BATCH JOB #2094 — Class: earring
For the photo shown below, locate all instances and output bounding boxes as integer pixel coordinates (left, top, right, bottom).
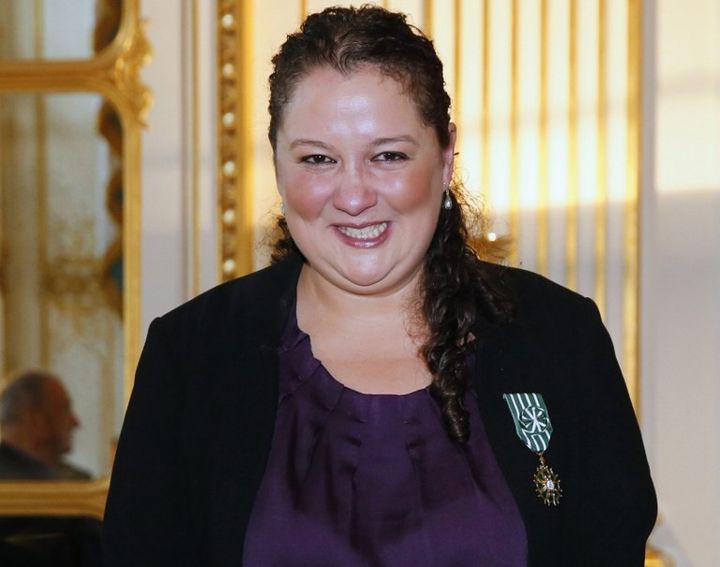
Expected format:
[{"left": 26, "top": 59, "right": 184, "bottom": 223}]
[
  {"left": 280, "top": 201, "right": 286, "bottom": 215},
  {"left": 442, "top": 187, "right": 452, "bottom": 210}
]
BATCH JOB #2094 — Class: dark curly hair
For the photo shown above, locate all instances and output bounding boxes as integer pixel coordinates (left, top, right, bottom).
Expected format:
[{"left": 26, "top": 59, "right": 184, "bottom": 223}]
[{"left": 267, "top": 5, "right": 512, "bottom": 442}]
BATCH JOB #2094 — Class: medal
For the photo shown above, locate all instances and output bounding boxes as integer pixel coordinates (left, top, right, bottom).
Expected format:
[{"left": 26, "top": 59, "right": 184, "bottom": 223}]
[
  {"left": 533, "top": 452, "right": 562, "bottom": 506},
  {"left": 503, "top": 393, "right": 563, "bottom": 506}
]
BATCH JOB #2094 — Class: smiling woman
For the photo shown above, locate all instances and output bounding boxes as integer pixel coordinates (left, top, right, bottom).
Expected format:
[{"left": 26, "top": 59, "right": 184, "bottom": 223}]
[
  {"left": 104, "top": 5, "right": 656, "bottom": 566},
  {"left": 275, "top": 66, "right": 455, "bottom": 298}
]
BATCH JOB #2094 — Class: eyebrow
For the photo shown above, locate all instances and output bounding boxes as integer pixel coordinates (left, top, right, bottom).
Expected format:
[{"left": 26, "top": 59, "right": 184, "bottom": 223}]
[
  {"left": 288, "top": 139, "right": 332, "bottom": 151},
  {"left": 371, "top": 135, "right": 419, "bottom": 147},
  {"left": 288, "top": 135, "right": 419, "bottom": 151}
]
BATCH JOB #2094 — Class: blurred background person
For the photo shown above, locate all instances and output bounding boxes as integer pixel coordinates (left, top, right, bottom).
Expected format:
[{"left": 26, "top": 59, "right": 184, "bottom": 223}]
[{"left": 0, "top": 369, "right": 89, "bottom": 480}]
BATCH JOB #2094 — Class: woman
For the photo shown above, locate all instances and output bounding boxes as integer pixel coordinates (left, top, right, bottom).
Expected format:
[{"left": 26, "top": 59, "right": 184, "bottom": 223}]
[{"left": 104, "top": 6, "right": 656, "bottom": 566}]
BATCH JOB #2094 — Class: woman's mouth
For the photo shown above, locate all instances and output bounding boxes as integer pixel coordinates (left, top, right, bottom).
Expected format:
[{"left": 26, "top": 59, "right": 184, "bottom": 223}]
[
  {"left": 335, "top": 222, "right": 389, "bottom": 247},
  {"left": 337, "top": 222, "right": 388, "bottom": 239}
]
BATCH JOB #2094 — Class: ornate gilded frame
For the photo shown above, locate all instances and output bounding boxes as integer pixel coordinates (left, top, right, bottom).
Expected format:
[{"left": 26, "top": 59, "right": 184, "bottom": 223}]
[{"left": 0, "top": 0, "right": 151, "bottom": 520}]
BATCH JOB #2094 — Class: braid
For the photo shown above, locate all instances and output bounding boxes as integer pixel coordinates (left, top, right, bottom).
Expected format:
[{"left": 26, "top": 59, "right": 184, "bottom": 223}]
[
  {"left": 421, "top": 188, "right": 513, "bottom": 442},
  {"left": 269, "top": 216, "right": 302, "bottom": 264}
]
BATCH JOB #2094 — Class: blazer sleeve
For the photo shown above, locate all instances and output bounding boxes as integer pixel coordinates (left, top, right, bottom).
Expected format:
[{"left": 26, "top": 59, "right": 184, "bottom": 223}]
[
  {"left": 103, "top": 316, "right": 193, "bottom": 567},
  {"left": 567, "top": 297, "right": 657, "bottom": 565}
]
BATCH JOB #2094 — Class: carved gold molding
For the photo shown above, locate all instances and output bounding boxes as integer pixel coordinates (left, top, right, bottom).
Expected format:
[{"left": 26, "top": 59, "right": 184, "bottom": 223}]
[
  {"left": 0, "top": 0, "right": 152, "bottom": 126},
  {"left": 107, "top": 19, "right": 153, "bottom": 127},
  {"left": 217, "top": 0, "right": 254, "bottom": 280},
  {"left": 0, "top": 0, "right": 150, "bottom": 518},
  {"left": 0, "top": 479, "right": 109, "bottom": 520}
]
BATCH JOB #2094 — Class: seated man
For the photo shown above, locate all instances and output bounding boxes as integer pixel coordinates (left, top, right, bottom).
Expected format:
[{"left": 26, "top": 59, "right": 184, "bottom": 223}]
[{"left": 0, "top": 369, "right": 89, "bottom": 480}]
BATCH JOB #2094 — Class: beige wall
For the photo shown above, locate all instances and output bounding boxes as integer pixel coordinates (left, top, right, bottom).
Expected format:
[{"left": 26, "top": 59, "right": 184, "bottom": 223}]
[
  {"left": 642, "top": 0, "right": 720, "bottom": 564},
  {"left": 140, "top": 0, "right": 218, "bottom": 328}
]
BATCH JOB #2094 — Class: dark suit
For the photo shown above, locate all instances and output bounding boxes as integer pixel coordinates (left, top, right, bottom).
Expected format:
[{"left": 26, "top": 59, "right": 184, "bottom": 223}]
[
  {"left": 0, "top": 442, "right": 90, "bottom": 481},
  {"left": 104, "top": 254, "right": 656, "bottom": 566},
  {"left": 0, "top": 443, "right": 57, "bottom": 480}
]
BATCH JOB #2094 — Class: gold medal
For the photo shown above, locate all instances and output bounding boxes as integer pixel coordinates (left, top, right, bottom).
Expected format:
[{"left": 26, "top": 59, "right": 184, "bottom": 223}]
[{"left": 533, "top": 452, "right": 562, "bottom": 506}]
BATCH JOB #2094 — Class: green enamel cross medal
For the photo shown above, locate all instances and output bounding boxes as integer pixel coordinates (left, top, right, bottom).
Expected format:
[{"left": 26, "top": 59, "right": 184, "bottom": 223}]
[{"left": 503, "top": 393, "right": 562, "bottom": 506}]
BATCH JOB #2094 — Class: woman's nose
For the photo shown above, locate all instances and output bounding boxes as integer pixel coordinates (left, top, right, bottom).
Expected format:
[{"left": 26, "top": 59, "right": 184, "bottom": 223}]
[{"left": 332, "top": 166, "right": 377, "bottom": 215}]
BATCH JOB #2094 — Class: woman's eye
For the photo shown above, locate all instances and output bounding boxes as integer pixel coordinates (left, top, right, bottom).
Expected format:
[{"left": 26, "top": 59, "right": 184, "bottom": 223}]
[
  {"left": 374, "top": 151, "right": 408, "bottom": 162},
  {"left": 301, "top": 154, "right": 334, "bottom": 165}
]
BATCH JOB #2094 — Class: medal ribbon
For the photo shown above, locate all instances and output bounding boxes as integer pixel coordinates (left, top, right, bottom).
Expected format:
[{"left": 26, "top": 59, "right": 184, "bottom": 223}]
[
  {"left": 502, "top": 392, "right": 553, "bottom": 453},
  {"left": 503, "top": 392, "right": 562, "bottom": 506}
]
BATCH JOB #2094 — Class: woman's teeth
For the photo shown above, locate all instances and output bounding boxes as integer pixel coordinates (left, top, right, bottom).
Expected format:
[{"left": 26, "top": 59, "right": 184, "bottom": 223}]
[{"left": 337, "top": 222, "right": 388, "bottom": 239}]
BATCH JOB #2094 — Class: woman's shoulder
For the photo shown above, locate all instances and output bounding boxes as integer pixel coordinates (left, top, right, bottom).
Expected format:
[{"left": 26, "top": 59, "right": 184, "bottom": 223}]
[
  {"left": 479, "top": 261, "right": 598, "bottom": 329},
  {"left": 151, "top": 254, "right": 303, "bottom": 345}
]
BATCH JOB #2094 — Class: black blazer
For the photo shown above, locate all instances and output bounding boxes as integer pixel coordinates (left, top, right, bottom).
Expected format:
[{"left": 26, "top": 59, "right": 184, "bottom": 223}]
[{"left": 104, "top": 255, "right": 656, "bottom": 566}]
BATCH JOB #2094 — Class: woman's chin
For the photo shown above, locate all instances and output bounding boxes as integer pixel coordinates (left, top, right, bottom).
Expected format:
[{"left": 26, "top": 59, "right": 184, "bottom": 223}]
[
  {"left": 302, "top": 257, "right": 422, "bottom": 296},
  {"left": 332, "top": 266, "right": 421, "bottom": 296}
]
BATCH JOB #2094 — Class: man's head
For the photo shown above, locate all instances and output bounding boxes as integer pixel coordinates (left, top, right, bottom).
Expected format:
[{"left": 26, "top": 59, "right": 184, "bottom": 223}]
[{"left": 0, "top": 369, "right": 80, "bottom": 465}]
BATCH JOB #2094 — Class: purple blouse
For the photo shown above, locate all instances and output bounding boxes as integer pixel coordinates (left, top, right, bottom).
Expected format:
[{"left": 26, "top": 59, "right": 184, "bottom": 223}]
[{"left": 243, "top": 311, "right": 527, "bottom": 566}]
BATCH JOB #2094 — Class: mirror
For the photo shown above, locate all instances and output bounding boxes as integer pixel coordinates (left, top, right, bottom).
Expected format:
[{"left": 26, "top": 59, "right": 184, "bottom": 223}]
[
  {"left": 0, "top": 92, "right": 125, "bottom": 480},
  {"left": 0, "top": 0, "right": 148, "bottom": 530},
  {"left": 0, "top": 0, "right": 121, "bottom": 61}
]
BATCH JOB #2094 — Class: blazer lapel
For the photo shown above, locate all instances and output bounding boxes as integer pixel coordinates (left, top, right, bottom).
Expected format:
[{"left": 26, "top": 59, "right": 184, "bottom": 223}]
[
  {"left": 201, "top": 256, "right": 302, "bottom": 564},
  {"left": 473, "top": 318, "right": 565, "bottom": 564}
]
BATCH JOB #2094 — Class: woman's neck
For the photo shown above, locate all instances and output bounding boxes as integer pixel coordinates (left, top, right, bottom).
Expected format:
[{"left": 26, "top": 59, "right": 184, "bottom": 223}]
[
  {"left": 295, "top": 263, "right": 432, "bottom": 394},
  {"left": 296, "top": 263, "right": 424, "bottom": 328}
]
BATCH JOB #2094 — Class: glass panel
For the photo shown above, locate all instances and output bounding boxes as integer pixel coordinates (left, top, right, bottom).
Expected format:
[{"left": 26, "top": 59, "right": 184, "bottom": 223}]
[
  {"left": 0, "top": 92, "right": 124, "bottom": 480},
  {"left": 0, "top": 0, "right": 121, "bottom": 60}
]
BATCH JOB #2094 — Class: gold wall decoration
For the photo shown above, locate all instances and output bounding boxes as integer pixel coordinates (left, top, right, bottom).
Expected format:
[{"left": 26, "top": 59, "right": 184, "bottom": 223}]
[
  {"left": 0, "top": 0, "right": 151, "bottom": 520},
  {"left": 97, "top": 4, "right": 126, "bottom": 318},
  {"left": 0, "top": 1, "right": 152, "bottom": 126},
  {"left": 0, "top": 479, "right": 109, "bottom": 521},
  {"left": 217, "top": 0, "right": 254, "bottom": 280},
  {"left": 44, "top": 249, "right": 105, "bottom": 312}
]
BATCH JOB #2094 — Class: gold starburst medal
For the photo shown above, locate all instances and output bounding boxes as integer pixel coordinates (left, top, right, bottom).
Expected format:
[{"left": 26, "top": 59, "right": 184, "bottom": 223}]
[{"left": 533, "top": 452, "right": 562, "bottom": 506}]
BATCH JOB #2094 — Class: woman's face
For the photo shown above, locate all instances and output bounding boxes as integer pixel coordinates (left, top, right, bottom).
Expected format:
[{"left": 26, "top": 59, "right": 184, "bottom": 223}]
[{"left": 274, "top": 65, "right": 456, "bottom": 296}]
